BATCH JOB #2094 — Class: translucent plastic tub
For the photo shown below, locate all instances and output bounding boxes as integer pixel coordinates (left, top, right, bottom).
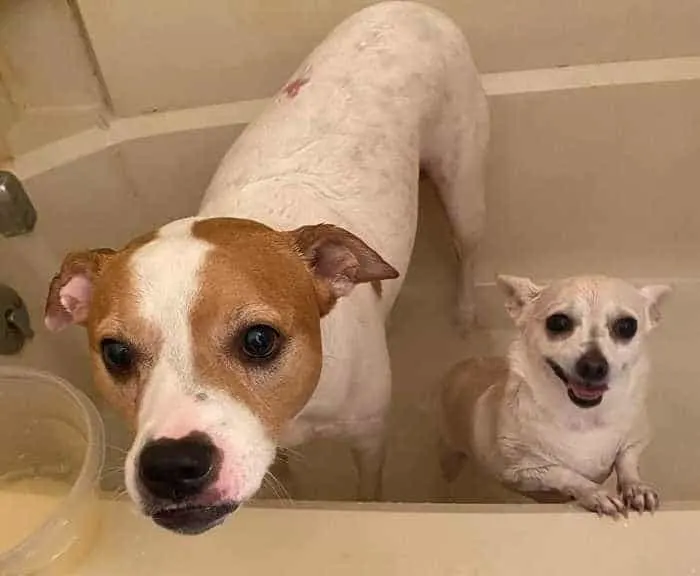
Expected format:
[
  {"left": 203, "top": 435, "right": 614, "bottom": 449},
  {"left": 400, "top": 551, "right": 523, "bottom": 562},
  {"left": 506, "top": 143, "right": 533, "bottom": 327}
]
[{"left": 0, "top": 367, "right": 105, "bottom": 576}]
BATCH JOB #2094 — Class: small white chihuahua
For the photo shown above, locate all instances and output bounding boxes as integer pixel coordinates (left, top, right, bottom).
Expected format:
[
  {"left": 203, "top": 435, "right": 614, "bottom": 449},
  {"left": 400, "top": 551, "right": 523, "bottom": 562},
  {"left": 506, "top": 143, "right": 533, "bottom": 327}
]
[{"left": 439, "top": 275, "right": 670, "bottom": 516}]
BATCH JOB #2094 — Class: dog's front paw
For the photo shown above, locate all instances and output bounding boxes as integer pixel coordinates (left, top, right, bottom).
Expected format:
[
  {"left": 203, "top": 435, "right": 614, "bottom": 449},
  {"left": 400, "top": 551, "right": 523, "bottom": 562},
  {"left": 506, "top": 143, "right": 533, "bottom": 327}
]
[
  {"left": 619, "top": 481, "right": 659, "bottom": 513},
  {"left": 576, "top": 489, "right": 626, "bottom": 517}
]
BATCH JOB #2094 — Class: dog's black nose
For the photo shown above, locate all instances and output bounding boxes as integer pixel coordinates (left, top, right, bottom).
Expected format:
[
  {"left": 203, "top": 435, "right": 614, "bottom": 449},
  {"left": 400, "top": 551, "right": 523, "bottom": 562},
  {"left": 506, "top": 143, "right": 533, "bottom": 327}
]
[
  {"left": 139, "top": 433, "right": 219, "bottom": 501},
  {"left": 575, "top": 348, "right": 609, "bottom": 383}
]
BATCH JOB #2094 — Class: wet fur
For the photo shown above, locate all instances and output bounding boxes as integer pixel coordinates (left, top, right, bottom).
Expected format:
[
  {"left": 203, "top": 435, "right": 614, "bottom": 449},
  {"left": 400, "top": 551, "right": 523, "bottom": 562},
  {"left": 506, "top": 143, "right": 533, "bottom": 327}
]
[{"left": 439, "top": 275, "right": 670, "bottom": 515}]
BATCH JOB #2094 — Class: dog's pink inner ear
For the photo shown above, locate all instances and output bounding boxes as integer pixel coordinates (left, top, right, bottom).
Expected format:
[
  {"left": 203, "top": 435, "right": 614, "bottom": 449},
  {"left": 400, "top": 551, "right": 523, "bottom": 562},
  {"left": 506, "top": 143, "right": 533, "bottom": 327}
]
[
  {"left": 44, "top": 249, "right": 115, "bottom": 332},
  {"left": 290, "top": 224, "right": 399, "bottom": 311},
  {"left": 45, "top": 274, "right": 94, "bottom": 332}
]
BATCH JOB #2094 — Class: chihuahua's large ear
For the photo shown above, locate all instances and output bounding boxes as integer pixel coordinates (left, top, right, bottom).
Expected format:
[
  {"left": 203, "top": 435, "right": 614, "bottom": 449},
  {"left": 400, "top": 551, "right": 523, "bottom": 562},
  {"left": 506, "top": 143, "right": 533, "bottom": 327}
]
[
  {"left": 44, "top": 249, "right": 116, "bottom": 332},
  {"left": 639, "top": 284, "right": 671, "bottom": 328},
  {"left": 290, "top": 224, "right": 399, "bottom": 315},
  {"left": 496, "top": 275, "right": 543, "bottom": 323}
]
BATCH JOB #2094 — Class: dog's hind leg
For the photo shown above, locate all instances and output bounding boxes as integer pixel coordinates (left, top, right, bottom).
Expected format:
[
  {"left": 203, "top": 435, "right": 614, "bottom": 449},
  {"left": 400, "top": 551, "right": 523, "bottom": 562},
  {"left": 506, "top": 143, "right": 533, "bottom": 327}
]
[{"left": 423, "top": 95, "right": 489, "bottom": 334}]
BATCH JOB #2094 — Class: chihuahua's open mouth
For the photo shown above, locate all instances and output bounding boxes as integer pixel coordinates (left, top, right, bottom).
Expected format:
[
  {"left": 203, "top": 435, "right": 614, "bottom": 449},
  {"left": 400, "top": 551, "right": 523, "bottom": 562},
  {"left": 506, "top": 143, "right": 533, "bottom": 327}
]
[{"left": 545, "top": 359, "right": 608, "bottom": 408}]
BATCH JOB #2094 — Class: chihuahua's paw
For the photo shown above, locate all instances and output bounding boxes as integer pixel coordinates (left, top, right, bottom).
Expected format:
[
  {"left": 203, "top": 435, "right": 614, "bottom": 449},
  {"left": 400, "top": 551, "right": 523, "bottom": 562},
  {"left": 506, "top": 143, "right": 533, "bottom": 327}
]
[
  {"left": 576, "top": 489, "right": 626, "bottom": 517},
  {"left": 619, "top": 481, "right": 659, "bottom": 513}
]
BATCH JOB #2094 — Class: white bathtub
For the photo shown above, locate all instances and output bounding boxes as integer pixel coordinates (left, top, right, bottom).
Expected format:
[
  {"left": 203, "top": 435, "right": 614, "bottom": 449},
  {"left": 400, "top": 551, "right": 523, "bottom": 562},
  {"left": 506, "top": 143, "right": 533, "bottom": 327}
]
[{"left": 2, "top": 63, "right": 700, "bottom": 573}]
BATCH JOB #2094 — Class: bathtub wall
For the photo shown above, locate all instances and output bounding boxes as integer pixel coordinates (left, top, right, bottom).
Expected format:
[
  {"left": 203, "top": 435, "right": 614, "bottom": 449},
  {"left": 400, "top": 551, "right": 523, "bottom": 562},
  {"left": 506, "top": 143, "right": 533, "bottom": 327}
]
[
  {"left": 3, "top": 1, "right": 700, "bottom": 148},
  {"left": 2, "top": 1, "right": 700, "bottom": 277},
  {"left": 70, "top": 0, "right": 700, "bottom": 115}
]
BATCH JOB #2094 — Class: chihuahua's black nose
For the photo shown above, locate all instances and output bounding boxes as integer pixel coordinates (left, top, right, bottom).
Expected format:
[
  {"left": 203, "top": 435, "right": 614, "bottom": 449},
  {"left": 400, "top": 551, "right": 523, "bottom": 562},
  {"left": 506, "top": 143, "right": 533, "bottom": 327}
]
[
  {"left": 575, "top": 348, "right": 609, "bottom": 383},
  {"left": 139, "top": 433, "right": 219, "bottom": 501}
]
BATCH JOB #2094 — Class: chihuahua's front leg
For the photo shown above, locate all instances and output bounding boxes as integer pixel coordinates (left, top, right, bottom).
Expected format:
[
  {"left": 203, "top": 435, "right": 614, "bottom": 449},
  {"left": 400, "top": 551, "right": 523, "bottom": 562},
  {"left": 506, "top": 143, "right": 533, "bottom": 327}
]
[
  {"left": 615, "top": 446, "right": 659, "bottom": 513},
  {"left": 506, "top": 465, "right": 626, "bottom": 517}
]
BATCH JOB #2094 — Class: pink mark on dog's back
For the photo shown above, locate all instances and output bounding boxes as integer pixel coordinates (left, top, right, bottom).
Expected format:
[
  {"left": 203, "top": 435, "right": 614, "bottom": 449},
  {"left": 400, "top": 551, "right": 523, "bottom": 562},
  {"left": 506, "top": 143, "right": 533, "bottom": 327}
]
[{"left": 283, "top": 77, "right": 310, "bottom": 99}]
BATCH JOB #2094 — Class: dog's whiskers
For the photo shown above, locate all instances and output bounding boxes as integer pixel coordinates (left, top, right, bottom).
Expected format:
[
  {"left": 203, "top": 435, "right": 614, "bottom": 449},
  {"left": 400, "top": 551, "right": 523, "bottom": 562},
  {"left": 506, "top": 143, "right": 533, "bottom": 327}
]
[
  {"left": 106, "top": 487, "right": 129, "bottom": 502},
  {"left": 101, "top": 465, "right": 125, "bottom": 476},
  {"left": 105, "top": 443, "right": 130, "bottom": 456},
  {"left": 277, "top": 446, "right": 306, "bottom": 464},
  {"left": 263, "top": 471, "right": 293, "bottom": 506}
]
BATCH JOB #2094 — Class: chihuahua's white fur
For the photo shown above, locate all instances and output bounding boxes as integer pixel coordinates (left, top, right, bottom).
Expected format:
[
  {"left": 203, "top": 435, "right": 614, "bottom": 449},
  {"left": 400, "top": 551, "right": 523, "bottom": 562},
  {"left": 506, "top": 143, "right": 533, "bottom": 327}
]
[
  {"left": 440, "top": 275, "right": 670, "bottom": 515},
  {"left": 122, "top": 2, "right": 488, "bottom": 504}
]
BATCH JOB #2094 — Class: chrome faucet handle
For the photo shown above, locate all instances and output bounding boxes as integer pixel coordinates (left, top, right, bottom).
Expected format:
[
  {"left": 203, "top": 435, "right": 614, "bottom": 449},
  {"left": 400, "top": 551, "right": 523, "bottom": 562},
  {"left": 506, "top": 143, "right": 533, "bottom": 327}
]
[
  {"left": 0, "top": 284, "right": 33, "bottom": 354},
  {"left": 7, "top": 304, "right": 33, "bottom": 339},
  {"left": 0, "top": 171, "right": 37, "bottom": 237}
]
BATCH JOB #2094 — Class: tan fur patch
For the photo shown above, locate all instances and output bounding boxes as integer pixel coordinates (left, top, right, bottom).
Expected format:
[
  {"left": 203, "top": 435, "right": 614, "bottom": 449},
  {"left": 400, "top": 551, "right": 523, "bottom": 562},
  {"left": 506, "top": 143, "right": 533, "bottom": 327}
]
[
  {"left": 78, "top": 232, "right": 161, "bottom": 424},
  {"left": 441, "top": 357, "right": 508, "bottom": 448},
  {"left": 190, "top": 218, "right": 323, "bottom": 435}
]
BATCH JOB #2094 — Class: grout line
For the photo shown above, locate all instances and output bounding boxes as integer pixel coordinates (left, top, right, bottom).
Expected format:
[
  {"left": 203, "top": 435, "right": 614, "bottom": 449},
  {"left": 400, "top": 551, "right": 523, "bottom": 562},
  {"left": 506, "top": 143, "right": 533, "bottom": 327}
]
[
  {"left": 1, "top": 98, "right": 269, "bottom": 179},
  {"left": 66, "top": 0, "right": 115, "bottom": 113},
  {"left": 4, "top": 55, "right": 700, "bottom": 180},
  {"left": 474, "top": 276, "right": 700, "bottom": 288},
  {"left": 482, "top": 56, "right": 700, "bottom": 95},
  {"left": 109, "top": 99, "right": 269, "bottom": 141}
]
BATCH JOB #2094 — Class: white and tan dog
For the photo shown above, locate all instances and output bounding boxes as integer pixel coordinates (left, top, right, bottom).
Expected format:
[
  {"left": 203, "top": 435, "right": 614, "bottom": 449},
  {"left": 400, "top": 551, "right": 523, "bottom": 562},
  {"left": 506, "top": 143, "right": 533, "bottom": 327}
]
[
  {"left": 440, "top": 275, "right": 670, "bottom": 516},
  {"left": 44, "top": 2, "right": 488, "bottom": 534}
]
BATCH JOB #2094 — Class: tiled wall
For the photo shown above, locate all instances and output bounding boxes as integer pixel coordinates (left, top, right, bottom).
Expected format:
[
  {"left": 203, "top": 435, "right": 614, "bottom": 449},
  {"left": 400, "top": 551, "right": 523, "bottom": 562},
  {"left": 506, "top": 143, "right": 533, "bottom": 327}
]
[
  {"left": 76, "top": 0, "right": 700, "bottom": 115},
  {"left": 0, "top": 0, "right": 105, "bottom": 156},
  {"left": 3, "top": 0, "right": 700, "bottom": 153},
  {"left": 2, "top": 0, "right": 700, "bottom": 282}
]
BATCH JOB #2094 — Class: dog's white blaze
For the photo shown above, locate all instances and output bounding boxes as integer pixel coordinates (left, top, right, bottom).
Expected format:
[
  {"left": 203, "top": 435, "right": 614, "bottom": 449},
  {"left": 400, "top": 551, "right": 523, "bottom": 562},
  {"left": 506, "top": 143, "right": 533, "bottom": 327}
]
[{"left": 132, "top": 218, "right": 206, "bottom": 425}]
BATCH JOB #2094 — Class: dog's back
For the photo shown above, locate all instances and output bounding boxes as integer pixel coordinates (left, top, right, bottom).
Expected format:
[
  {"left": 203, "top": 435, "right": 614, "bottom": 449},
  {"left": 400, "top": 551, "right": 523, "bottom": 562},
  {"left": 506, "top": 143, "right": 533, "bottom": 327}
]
[
  {"left": 200, "top": 1, "right": 489, "bottom": 311},
  {"left": 196, "top": 2, "right": 489, "bottom": 497}
]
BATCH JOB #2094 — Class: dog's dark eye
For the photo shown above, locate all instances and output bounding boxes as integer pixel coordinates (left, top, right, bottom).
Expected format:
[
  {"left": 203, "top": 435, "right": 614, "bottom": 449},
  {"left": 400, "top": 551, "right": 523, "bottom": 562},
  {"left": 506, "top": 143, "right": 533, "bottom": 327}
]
[
  {"left": 545, "top": 313, "right": 574, "bottom": 336},
  {"left": 241, "top": 325, "right": 280, "bottom": 360},
  {"left": 100, "top": 339, "right": 134, "bottom": 375},
  {"left": 611, "top": 316, "right": 637, "bottom": 341}
]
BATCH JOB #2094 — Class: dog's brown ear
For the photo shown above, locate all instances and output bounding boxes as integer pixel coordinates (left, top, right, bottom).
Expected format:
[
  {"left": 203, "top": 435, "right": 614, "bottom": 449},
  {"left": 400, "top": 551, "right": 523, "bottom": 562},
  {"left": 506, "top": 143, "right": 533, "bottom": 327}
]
[
  {"left": 639, "top": 284, "right": 671, "bottom": 329},
  {"left": 290, "top": 224, "right": 399, "bottom": 316},
  {"left": 496, "top": 275, "right": 543, "bottom": 323},
  {"left": 44, "top": 249, "right": 116, "bottom": 331}
]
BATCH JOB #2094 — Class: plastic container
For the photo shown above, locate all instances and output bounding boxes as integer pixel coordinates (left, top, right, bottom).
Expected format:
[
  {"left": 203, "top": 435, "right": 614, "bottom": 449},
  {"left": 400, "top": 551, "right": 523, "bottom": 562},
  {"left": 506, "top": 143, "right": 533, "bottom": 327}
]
[{"left": 0, "top": 367, "right": 105, "bottom": 576}]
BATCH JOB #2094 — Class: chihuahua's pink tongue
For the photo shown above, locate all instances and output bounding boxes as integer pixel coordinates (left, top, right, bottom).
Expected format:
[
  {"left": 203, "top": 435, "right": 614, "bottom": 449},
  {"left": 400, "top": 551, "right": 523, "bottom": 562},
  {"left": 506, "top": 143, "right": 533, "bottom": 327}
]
[{"left": 569, "top": 381, "right": 608, "bottom": 399}]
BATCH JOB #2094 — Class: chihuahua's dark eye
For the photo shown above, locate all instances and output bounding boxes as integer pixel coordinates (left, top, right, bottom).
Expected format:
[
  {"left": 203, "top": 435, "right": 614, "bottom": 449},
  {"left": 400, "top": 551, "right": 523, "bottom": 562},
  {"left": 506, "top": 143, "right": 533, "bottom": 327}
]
[
  {"left": 241, "top": 325, "right": 280, "bottom": 360},
  {"left": 100, "top": 339, "right": 134, "bottom": 375},
  {"left": 545, "top": 313, "right": 574, "bottom": 336},
  {"left": 611, "top": 316, "right": 637, "bottom": 341}
]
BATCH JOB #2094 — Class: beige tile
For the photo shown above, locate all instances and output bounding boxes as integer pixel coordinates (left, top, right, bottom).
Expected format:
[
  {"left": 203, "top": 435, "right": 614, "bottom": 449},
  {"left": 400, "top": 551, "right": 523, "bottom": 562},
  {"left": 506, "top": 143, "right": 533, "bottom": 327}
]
[
  {"left": 478, "top": 79, "right": 700, "bottom": 282},
  {"left": 0, "top": 0, "right": 102, "bottom": 109},
  {"left": 75, "top": 0, "right": 700, "bottom": 115},
  {"left": 0, "top": 0, "right": 106, "bottom": 156},
  {"left": 116, "top": 125, "right": 244, "bottom": 228},
  {"left": 6, "top": 107, "right": 104, "bottom": 156},
  {"left": 24, "top": 148, "right": 155, "bottom": 253}
]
